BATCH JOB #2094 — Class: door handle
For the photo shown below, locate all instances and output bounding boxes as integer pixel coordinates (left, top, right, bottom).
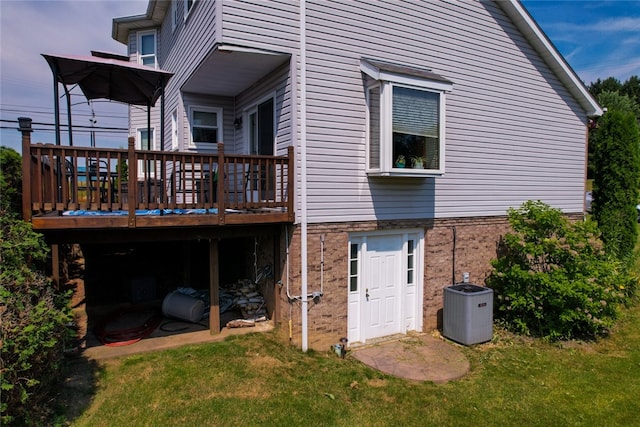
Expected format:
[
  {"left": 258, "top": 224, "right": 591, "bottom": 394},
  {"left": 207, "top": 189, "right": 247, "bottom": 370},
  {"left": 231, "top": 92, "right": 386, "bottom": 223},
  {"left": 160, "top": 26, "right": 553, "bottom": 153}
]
[{"left": 365, "top": 288, "right": 369, "bottom": 301}]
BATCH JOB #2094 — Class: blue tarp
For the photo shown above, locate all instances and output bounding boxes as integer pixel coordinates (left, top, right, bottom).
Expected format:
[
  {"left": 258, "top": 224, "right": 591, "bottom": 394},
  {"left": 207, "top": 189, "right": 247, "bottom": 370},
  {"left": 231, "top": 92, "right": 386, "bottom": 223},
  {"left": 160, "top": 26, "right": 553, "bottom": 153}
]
[{"left": 63, "top": 208, "right": 218, "bottom": 216}]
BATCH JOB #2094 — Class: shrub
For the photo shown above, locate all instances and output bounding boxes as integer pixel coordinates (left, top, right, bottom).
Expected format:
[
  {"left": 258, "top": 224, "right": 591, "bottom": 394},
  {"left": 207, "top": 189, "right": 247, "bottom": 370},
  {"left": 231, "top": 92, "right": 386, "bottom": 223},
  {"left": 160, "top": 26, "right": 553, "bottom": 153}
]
[
  {"left": 0, "top": 211, "right": 73, "bottom": 425},
  {"left": 487, "top": 201, "right": 635, "bottom": 341},
  {"left": 0, "top": 146, "right": 22, "bottom": 215},
  {"left": 591, "top": 106, "right": 640, "bottom": 263}
]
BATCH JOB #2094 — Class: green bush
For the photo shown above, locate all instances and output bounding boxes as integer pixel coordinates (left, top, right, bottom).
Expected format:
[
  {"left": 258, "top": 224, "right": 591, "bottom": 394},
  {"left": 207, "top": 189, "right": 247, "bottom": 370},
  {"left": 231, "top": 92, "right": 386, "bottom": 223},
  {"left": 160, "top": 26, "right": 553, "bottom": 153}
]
[
  {"left": 591, "top": 106, "right": 640, "bottom": 263},
  {"left": 0, "top": 146, "right": 22, "bottom": 215},
  {"left": 0, "top": 211, "right": 73, "bottom": 425},
  {"left": 487, "top": 201, "right": 635, "bottom": 341}
]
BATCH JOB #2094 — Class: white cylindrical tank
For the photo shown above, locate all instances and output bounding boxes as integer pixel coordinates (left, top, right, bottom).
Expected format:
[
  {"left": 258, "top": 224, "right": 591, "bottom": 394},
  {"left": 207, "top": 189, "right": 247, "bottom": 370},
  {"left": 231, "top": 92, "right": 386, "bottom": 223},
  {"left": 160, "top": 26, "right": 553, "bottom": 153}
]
[{"left": 162, "top": 291, "right": 205, "bottom": 323}]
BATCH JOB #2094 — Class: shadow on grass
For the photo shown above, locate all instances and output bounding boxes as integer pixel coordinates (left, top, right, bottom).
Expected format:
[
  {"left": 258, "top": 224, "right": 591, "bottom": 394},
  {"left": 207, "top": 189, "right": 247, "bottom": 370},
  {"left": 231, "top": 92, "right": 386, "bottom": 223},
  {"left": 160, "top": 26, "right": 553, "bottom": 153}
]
[{"left": 53, "top": 354, "right": 103, "bottom": 423}]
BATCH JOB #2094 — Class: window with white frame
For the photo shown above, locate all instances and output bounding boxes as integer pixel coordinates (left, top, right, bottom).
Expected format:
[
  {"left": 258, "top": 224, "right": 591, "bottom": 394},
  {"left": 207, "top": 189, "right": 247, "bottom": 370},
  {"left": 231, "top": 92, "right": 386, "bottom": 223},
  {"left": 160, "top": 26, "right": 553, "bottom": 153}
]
[
  {"left": 189, "top": 106, "right": 222, "bottom": 145},
  {"left": 137, "top": 30, "right": 157, "bottom": 68},
  {"left": 407, "top": 239, "right": 415, "bottom": 285},
  {"left": 362, "top": 59, "right": 452, "bottom": 176},
  {"left": 247, "top": 96, "right": 275, "bottom": 155},
  {"left": 349, "top": 242, "right": 359, "bottom": 292},
  {"left": 171, "top": 110, "right": 179, "bottom": 150},
  {"left": 184, "top": 0, "right": 195, "bottom": 20},
  {"left": 137, "top": 127, "right": 155, "bottom": 178}
]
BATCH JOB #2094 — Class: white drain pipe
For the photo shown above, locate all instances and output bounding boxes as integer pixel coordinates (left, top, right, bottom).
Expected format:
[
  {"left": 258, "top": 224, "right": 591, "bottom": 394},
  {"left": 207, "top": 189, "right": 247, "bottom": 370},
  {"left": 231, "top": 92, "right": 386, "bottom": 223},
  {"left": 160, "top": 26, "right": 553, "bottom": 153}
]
[{"left": 299, "top": 0, "right": 309, "bottom": 352}]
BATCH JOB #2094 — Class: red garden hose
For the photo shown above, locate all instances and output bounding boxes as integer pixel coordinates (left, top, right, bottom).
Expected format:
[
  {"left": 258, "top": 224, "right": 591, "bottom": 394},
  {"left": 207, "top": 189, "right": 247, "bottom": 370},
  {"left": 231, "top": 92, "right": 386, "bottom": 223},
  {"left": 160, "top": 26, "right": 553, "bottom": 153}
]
[{"left": 94, "top": 308, "right": 163, "bottom": 347}]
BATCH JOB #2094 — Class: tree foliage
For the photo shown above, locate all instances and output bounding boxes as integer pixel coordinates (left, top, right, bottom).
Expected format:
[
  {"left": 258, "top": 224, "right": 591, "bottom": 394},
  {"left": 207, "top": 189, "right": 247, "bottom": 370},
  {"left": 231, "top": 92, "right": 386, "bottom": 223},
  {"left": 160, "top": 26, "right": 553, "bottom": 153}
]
[
  {"left": 0, "top": 146, "right": 22, "bottom": 216},
  {"left": 589, "top": 76, "right": 640, "bottom": 110},
  {"left": 591, "top": 107, "right": 640, "bottom": 262},
  {"left": 487, "top": 201, "right": 635, "bottom": 341},
  {"left": 0, "top": 211, "right": 73, "bottom": 425}
]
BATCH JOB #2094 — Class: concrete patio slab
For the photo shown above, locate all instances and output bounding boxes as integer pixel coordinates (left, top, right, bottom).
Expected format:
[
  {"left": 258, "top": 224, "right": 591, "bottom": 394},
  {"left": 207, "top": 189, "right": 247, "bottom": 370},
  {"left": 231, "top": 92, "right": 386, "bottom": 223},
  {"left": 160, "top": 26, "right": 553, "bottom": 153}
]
[{"left": 350, "top": 334, "right": 470, "bottom": 383}]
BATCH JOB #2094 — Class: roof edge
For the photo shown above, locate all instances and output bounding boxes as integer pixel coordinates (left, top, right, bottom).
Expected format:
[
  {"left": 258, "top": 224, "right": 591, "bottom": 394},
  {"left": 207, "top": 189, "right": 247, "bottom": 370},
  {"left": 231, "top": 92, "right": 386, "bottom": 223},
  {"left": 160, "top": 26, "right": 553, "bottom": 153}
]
[
  {"left": 498, "top": 0, "right": 602, "bottom": 117},
  {"left": 112, "top": 1, "right": 168, "bottom": 45}
]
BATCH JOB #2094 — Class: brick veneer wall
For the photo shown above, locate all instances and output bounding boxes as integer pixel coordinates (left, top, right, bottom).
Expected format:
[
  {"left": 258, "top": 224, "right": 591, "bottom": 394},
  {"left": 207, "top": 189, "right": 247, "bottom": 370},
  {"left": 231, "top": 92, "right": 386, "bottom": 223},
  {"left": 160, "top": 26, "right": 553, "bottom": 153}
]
[{"left": 277, "top": 216, "right": 513, "bottom": 351}]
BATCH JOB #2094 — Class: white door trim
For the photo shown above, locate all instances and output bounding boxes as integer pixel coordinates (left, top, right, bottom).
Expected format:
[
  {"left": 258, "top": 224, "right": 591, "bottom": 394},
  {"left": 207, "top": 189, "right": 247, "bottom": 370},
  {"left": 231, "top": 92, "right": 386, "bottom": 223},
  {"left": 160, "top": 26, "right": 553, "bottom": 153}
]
[{"left": 347, "top": 229, "right": 424, "bottom": 345}]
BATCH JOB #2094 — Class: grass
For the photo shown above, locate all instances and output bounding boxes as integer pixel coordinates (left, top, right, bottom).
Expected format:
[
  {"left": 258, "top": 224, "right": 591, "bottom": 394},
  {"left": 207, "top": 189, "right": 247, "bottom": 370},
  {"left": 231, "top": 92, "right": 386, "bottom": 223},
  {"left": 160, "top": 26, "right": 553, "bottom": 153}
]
[
  {"left": 57, "top": 230, "right": 640, "bottom": 426},
  {"left": 59, "top": 304, "right": 640, "bottom": 427}
]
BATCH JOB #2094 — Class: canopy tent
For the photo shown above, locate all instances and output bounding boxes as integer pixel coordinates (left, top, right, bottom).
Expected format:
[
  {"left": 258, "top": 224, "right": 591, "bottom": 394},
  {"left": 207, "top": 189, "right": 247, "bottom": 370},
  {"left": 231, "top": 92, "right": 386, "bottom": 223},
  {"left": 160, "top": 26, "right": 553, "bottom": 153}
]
[{"left": 42, "top": 51, "right": 173, "bottom": 147}]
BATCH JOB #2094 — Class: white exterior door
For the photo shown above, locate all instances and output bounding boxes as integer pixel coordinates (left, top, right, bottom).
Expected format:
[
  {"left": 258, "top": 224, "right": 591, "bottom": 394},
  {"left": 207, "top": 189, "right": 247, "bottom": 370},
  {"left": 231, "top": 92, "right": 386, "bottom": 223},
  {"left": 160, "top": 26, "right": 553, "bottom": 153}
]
[
  {"left": 363, "top": 235, "right": 403, "bottom": 340},
  {"left": 347, "top": 230, "right": 423, "bottom": 345}
]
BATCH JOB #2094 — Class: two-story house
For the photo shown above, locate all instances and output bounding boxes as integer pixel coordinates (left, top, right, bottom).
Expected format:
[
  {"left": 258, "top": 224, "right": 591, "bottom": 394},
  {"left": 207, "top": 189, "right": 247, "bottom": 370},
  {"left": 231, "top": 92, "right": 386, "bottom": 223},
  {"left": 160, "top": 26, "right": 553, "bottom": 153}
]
[
  {"left": 22, "top": 0, "right": 600, "bottom": 352},
  {"left": 111, "top": 0, "right": 601, "bottom": 351}
]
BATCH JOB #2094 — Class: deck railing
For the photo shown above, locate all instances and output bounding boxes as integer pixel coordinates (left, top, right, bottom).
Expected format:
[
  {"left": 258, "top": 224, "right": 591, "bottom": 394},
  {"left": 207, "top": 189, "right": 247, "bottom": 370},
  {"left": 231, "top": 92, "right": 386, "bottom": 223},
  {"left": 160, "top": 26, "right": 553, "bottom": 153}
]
[{"left": 22, "top": 135, "right": 294, "bottom": 226}]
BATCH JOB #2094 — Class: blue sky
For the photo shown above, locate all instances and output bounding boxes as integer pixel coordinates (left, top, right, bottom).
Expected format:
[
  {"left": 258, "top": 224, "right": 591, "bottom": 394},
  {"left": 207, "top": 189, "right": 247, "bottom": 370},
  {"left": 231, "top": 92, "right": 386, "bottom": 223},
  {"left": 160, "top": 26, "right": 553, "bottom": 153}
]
[
  {"left": 1, "top": 0, "right": 639, "bottom": 153},
  {"left": 522, "top": 0, "right": 640, "bottom": 84}
]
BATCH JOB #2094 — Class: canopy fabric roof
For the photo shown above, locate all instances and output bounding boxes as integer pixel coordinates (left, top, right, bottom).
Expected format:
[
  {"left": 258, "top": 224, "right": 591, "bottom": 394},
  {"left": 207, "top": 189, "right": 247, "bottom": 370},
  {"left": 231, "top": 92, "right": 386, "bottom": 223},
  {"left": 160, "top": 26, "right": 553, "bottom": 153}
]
[{"left": 42, "top": 53, "right": 173, "bottom": 106}]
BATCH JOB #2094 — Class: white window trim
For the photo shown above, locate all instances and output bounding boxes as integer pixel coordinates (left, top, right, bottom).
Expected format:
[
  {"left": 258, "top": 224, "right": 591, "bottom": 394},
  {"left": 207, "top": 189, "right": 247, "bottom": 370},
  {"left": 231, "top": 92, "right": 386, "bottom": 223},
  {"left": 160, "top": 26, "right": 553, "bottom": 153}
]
[
  {"left": 136, "top": 127, "right": 156, "bottom": 151},
  {"left": 243, "top": 92, "right": 276, "bottom": 155},
  {"left": 171, "top": 110, "right": 179, "bottom": 151},
  {"left": 136, "top": 127, "right": 156, "bottom": 178},
  {"left": 137, "top": 30, "right": 157, "bottom": 68},
  {"left": 184, "top": 0, "right": 196, "bottom": 22},
  {"left": 188, "top": 105, "right": 223, "bottom": 148},
  {"left": 365, "top": 73, "right": 451, "bottom": 177}
]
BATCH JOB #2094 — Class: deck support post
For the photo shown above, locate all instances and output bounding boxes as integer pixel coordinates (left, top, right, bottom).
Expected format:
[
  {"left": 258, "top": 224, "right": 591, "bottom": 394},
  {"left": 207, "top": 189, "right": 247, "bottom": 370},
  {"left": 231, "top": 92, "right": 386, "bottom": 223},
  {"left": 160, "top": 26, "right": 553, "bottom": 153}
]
[
  {"left": 127, "top": 137, "right": 136, "bottom": 227},
  {"left": 209, "top": 238, "right": 220, "bottom": 334},
  {"left": 19, "top": 117, "right": 33, "bottom": 222},
  {"left": 287, "top": 146, "right": 295, "bottom": 222},
  {"left": 217, "top": 143, "right": 225, "bottom": 225}
]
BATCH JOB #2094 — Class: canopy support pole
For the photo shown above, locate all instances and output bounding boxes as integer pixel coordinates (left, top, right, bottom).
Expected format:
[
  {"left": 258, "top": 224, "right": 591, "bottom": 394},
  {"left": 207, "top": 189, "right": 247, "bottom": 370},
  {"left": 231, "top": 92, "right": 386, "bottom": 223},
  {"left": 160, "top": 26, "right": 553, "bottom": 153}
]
[{"left": 63, "top": 83, "right": 73, "bottom": 147}]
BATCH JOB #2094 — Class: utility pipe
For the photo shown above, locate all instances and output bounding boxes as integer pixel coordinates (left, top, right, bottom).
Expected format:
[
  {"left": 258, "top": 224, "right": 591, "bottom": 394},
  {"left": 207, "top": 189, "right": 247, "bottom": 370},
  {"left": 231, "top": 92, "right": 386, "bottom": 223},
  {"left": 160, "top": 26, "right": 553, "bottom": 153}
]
[{"left": 299, "top": 0, "right": 309, "bottom": 352}]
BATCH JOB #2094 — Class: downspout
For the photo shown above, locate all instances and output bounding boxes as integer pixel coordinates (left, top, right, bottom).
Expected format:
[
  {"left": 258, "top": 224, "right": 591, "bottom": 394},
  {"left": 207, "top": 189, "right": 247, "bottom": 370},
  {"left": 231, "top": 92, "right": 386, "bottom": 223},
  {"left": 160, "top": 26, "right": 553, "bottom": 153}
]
[{"left": 299, "top": 0, "right": 309, "bottom": 352}]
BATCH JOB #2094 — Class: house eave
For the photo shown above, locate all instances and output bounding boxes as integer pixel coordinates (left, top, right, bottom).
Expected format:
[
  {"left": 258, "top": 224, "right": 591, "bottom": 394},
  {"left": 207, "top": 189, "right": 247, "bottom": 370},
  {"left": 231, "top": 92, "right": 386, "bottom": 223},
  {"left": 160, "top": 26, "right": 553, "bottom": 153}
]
[
  {"left": 498, "top": 0, "right": 603, "bottom": 117},
  {"left": 112, "top": 0, "right": 169, "bottom": 45}
]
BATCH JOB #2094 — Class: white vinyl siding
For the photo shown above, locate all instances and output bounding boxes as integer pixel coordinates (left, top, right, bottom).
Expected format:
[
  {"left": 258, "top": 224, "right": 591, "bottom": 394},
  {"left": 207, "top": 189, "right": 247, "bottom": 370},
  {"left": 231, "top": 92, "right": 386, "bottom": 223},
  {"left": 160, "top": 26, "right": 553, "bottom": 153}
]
[
  {"left": 124, "top": 0, "right": 589, "bottom": 224},
  {"left": 301, "top": 0, "right": 587, "bottom": 223}
]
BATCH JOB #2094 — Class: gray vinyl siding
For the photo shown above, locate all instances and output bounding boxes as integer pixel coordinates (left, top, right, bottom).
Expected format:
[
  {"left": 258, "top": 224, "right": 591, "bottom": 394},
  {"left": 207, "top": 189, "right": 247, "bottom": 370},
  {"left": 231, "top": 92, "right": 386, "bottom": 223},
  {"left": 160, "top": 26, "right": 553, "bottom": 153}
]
[
  {"left": 221, "top": 0, "right": 299, "bottom": 52},
  {"left": 161, "top": 1, "right": 222, "bottom": 152},
  {"left": 128, "top": 1, "right": 222, "bottom": 151},
  {"left": 302, "top": 0, "right": 588, "bottom": 223}
]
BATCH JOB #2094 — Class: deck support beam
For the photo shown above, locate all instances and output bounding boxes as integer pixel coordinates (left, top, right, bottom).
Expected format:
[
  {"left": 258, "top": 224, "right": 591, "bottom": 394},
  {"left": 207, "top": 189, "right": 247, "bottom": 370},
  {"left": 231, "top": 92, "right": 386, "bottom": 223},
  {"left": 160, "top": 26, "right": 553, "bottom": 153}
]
[{"left": 209, "top": 238, "right": 220, "bottom": 333}]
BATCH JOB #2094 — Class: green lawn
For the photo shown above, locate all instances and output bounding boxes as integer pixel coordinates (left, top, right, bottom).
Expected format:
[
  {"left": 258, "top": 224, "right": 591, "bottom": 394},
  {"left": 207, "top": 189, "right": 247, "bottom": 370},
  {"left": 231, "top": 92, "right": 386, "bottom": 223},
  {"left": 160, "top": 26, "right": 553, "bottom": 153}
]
[{"left": 60, "top": 301, "right": 640, "bottom": 427}]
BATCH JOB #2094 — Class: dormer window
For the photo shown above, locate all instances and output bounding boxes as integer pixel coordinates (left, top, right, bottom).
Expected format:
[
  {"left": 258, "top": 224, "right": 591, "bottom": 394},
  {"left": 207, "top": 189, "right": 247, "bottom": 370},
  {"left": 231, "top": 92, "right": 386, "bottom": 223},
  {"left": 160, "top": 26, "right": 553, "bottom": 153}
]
[{"left": 362, "top": 59, "right": 453, "bottom": 176}]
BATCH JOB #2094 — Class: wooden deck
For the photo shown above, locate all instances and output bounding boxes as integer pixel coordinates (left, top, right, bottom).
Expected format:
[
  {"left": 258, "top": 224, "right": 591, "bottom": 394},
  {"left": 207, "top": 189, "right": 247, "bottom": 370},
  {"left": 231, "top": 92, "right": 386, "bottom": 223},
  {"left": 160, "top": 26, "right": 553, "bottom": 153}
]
[{"left": 22, "top": 136, "right": 294, "bottom": 231}]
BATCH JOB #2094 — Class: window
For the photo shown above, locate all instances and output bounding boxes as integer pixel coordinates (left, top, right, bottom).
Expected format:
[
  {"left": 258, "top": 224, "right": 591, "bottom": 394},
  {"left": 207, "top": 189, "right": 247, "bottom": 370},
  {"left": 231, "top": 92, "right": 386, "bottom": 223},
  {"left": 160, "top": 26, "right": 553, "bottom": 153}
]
[
  {"left": 247, "top": 97, "right": 275, "bottom": 155},
  {"left": 349, "top": 243, "right": 359, "bottom": 292},
  {"left": 362, "top": 59, "right": 452, "bottom": 176},
  {"left": 137, "top": 30, "right": 157, "bottom": 68},
  {"left": 137, "top": 128, "right": 155, "bottom": 178},
  {"left": 407, "top": 239, "right": 415, "bottom": 285},
  {"left": 138, "top": 128, "right": 154, "bottom": 151},
  {"left": 184, "top": 0, "right": 195, "bottom": 20},
  {"left": 171, "top": 1, "right": 179, "bottom": 32},
  {"left": 189, "top": 106, "right": 222, "bottom": 145},
  {"left": 171, "top": 110, "right": 179, "bottom": 150}
]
